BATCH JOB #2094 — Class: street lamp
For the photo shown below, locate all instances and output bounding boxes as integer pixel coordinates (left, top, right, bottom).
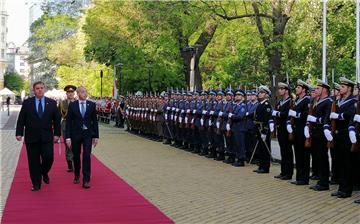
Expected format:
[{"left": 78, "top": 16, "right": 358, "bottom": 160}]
[{"left": 100, "top": 70, "right": 103, "bottom": 98}]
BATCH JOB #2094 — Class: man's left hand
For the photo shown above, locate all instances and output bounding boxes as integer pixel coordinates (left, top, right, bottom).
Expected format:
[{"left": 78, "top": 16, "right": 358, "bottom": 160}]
[{"left": 92, "top": 138, "right": 99, "bottom": 148}]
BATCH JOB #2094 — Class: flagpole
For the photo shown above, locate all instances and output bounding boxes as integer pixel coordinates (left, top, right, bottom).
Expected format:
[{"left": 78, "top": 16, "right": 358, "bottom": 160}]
[
  {"left": 322, "top": 0, "right": 327, "bottom": 82},
  {"left": 357, "top": 0, "right": 360, "bottom": 83}
]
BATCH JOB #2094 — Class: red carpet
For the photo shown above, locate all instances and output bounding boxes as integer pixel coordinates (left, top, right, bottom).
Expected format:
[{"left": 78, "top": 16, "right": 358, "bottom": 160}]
[{"left": 1, "top": 143, "right": 173, "bottom": 224}]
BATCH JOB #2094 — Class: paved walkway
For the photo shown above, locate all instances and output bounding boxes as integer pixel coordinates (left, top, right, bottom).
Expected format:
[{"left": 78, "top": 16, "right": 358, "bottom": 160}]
[{"left": 1, "top": 107, "right": 359, "bottom": 223}]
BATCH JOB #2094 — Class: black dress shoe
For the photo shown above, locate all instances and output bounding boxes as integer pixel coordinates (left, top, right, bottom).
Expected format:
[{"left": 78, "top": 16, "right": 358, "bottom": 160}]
[
  {"left": 31, "top": 186, "right": 40, "bottom": 191},
  {"left": 309, "top": 184, "right": 329, "bottom": 191},
  {"left": 337, "top": 192, "right": 351, "bottom": 198},
  {"left": 331, "top": 191, "right": 342, "bottom": 197},
  {"left": 290, "top": 180, "right": 308, "bottom": 185},
  {"left": 73, "top": 176, "right": 80, "bottom": 184},
  {"left": 354, "top": 198, "right": 360, "bottom": 204},
  {"left": 280, "top": 176, "right": 292, "bottom": 180},
  {"left": 43, "top": 175, "right": 50, "bottom": 184},
  {"left": 274, "top": 174, "right": 283, "bottom": 179},
  {"left": 232, "top": 160, "right": 245, "bottom": 167},
  {"left": 82, "top": 182, "right": 91, "bottom": 189},
  {"left": 256, "top": 169, "right": 269, "bottom": 174}
]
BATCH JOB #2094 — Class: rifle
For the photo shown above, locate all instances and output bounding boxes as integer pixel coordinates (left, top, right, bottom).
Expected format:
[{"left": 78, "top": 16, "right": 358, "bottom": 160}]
[
  {"left": 304, "top": 97, "right": 315, "bottom": 148},
  {"left": 351, "top": 83, "right": 360, "bottom": 152},
  {"left": 190, "top": 99, "right": 197, "bottom": 130},
  {"left": 207, "top": 100, "right": 216, "bottom": 132},
  {"left": 288, "top": 98, "right": 295, "bottom": 141},
  {"left": 328, "top": 85, "right": 337, "bottom": 149},
  {"left": 185, "top": 100, "right": 191, "bottom": 129},
  {"left": 216, "top": 101, "right": 225, "bottom": 135},
  {"left": 225, "top": 102, "right": 234, "bottom": 137}
]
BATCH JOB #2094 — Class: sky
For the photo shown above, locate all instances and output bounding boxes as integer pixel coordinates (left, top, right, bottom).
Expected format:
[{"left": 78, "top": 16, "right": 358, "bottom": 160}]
[{"left": 6, "top": 0, "right": 40, "bottom": 46}]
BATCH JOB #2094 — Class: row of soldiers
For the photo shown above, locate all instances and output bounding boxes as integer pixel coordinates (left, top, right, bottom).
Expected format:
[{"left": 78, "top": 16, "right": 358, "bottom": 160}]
[{"left": 125, "top": 77, "right": 360, "bottom": 204}]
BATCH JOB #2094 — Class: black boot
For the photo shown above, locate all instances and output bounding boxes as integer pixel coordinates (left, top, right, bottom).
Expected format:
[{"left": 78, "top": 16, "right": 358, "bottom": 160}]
[
  {"left": 223, "top": 155, "right": 235, "bottom": 164},
  {"left": 67, "top": 161, "right": 73, "bottom": 172},
  {"left": 206, "top": 148, "right": 216, "bottom": 158},
  {"left": 215, "top": 151, "right": 225, "bottom": 161}
]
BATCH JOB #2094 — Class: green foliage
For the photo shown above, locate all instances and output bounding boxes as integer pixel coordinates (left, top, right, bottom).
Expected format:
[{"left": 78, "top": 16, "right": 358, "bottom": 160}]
[{"left": 4, "top": 72, "right": 24, "bottom": 95}]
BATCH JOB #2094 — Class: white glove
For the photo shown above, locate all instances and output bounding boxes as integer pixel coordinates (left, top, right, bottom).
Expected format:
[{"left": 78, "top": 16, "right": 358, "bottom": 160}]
[
  {"left": 219, "top": 111, "right": 223, "bottom": 117},
  {"left": 216, "top": 121, "right": 220, "bottom": 129},
  {"left": 172, "top": 107, "right": 175, "bottom": 111},
  {"left": 150, "top": 109, "right": 154, "bottom": 112},
  {"left": 193, "top": 110, "right": 196, "bottom": 114},
  {"left": 174, "top": 115, "right": 177, "bottom": 121},
  {"left": 166, "top": 107, "right": 170, "bottom": 110},
  {"left": 210, "top": 111, "right": 214, "bottom": 115},
  {"left": 304, "top": 126, "right": 310, "bottom": 138},
  {"left": 186, "top": 109, "right": 190, "bottom": 113},
  {"left": 184, "top": 117, "right": 188, "bottom": 124},
  {"left": 330, "top": 112, "right": 339, "bottom": 120},
  {"left": 349, "top": 130, "right": 357, "bottom": 144},
  {"left": 176, "top": 109, "right": 179, "bottom": 112},
  {"left": 202, "top": 110, "right": 207, "bottom": 115},
  {"left": 307, "top": 115, "right": 317, "bottom": 123},
  {"left": 226, "top": 123, "right": 231, "bottom": 131},
  {"left": 179, "top": 117, "right": 182, "bottom": 123},
  {"left": 208, "top": 120, "right": 212, "bottom": 126},
  {"left": 246, "top": 112, "right": 249, "bottom": 116},
  {"left": 191, "top": 118, "right": 194, "bottom": 124},
  {"left": 272, "top": 110, "right": 279, "bottom": 117},
  {"left": 153, "top": 116, "right": 156, "bottom": 122},
  {"left": 286, "top": 124, "right": 293, "bottom": 133},
  {"left": 323, "top": 129, "right": 333, "bottom": 141},
  {"left": 354, "top": 114, "right": 360, "bottom": 123},
  {"left": 165, "top": 114, "right": 168, "bottom": 120},
  {"left": 261, "top": 134, "right": 266, "bottom": 142},
  {"left": 200, "top": 119, "right": 204, "bottom": 126},
  {"left": 288, "top": 109, "right": 297, "bottom": 118},
  {"left": 171, "top": 115, "right": 174, "bottom": 120},
  {"left": 269, "top": 122, "right": 274, "bottom": 132},
  {"left": 181, "top": 109, "right": 185, "bottom": 113},
  {"left": 228, "top": 113, "right": 233, "bottom": 118}
]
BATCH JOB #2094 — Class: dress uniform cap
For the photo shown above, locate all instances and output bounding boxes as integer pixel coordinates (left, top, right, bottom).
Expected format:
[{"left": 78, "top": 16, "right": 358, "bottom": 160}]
[
  {"left": 334, "top": 82, "right": 341, "bottom": 90},
  {"left": 339, "top": 77, "right": 355, "bottom": 87},
  {"left": 296, "top": 79, "right": 311, "bottom": 90},
  {"left": 201, "top": 90, "right": 208, "bottom": 96},
  {"left": 64, "top": 85, "right": 77, "bottom": 92},
  {"left": 209, "top": 90, "right": 216, "bottom": 95},
  {"left": 235, "top": 89, "right": 245, "bottom": 96},
  {"left": 217, "top": 90, "right": 225, "bottom": 96},
  {"left": 258, "top": 85, "right": 271, "bottom": 95},
  {"left": 187, "top": 91, "right": 193, "bottom": 96},
  {"left": 317, "top": 79, "right": 330, "bottom": 89},
  {"left": 251, "top": 90, "right": 257, "bottom": 95},
  {"left": 226, "top": 89, "right": 234, "bottom": 96},
  {"left": 278, "top": 82, "right": 289, "bottom": 89}
]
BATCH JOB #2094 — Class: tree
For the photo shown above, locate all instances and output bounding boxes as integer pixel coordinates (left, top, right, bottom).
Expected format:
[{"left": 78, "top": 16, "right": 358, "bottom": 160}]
[{"left": 4, "top": 72, "right": 24, "bottom": 95}]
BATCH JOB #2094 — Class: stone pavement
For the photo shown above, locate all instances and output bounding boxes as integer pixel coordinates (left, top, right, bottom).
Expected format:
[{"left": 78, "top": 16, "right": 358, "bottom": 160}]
[
  {"left": 0, "top": 106, "right": 22, "bottom": 219},
  {"left": 94, "top": 127, "right": 360, "bottom": 224},
  {"left": 1, "top": 109, "right": 359, "bottom": 223}
]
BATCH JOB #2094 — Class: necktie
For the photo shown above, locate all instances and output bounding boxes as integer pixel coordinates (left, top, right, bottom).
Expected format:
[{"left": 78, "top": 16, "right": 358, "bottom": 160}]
[
  {"left": 38, "top": 100, "right": 43, "bottom": 118},
  {"left": 81, "top": 102, "right": 85, "bottom": 118}
]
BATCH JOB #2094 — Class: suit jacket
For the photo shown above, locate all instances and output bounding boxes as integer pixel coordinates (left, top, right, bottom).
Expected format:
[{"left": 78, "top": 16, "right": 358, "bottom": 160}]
[
  {"left": 65, "top": 100, "right": 99, "bottom": 141},
  {"left": 16, "top": 96, "right": 61, "bottom": 143}
]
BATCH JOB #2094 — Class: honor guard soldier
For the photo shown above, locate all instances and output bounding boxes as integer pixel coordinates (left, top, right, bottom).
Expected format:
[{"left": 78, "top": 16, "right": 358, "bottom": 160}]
[
  {"left": 214, "top": 90, "right": 226, "bottom": 161},
  {"left": 205, "top": 90, "right": 218, "bottom": 158},
  {"left": 288, "top": 80, "right": 311, "bottom": 185},
  {"left": 272, "top": 82, "right": 293, "bottom": 180},
  {"left": 306, "top": 79, "right": 332, "bottom": 191},
  {"left": 58, "top": 85, "right": 76, "bottom": 172},
  {"left": 245, "top": 90, "right": 259, "bottom": 162},
  {"left": 329, "top": 77, "right": 356, "bottom": 198},
  {"left": 222, "top": 89, "right": 235, "bottom": 164},
  {"left": 198, "top": 90, "right": 209, "bottom": 155},
  {"left": 229, "top": 89, "right": 247, "bottom": 167},
  {"left": 191, "top": 91, "right": 203, "bottom": 154},
  {"left": 252, "top": 85, "right": 272, "bottom": 173},
  {"left": 163, "top": 92, "right": 173, "bottom": 144}
]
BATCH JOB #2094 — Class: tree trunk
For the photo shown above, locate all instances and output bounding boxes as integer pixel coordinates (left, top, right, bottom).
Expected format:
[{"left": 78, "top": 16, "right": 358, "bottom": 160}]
[{"left": 181, "top": 21, "right": 218, "bottom": 91}]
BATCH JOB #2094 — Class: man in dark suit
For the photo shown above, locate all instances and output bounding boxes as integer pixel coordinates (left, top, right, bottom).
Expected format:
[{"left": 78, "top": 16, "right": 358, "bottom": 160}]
[
  {"left": 16, "top": 81, "right": 61, "bottom": 191},
  {"left": 65, "top": 86, "right": 99, "bottom": 189}
]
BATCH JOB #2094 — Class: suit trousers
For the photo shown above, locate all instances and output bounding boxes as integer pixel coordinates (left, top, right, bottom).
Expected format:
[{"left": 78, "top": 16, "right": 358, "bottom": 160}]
[
  {"left": 25, "top": 141, "right": 54, "bottom": 188},
  {"left": 72, "top": 130, "right": 93, "bottom": 183}
]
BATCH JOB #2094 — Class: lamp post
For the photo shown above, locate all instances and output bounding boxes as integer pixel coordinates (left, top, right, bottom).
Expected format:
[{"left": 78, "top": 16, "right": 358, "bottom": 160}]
[{"left": 100, "top": 69, "right": 103, "bottom": 98}]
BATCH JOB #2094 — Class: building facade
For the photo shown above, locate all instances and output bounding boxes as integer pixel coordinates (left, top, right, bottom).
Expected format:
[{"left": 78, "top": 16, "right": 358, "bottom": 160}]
[
  {"left": 7, "top": 42, "right": 30, "bottom": 78},
  {"left": 0, "top": 0, "right": 7, "bottom": 89}
]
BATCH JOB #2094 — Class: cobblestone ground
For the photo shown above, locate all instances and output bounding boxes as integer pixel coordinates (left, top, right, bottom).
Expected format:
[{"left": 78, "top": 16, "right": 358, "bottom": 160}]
[
  {"left": 0, "top": 106, "right": 22, "bottom": 219},
  {"left": 94, "top": 127, "right": 360, "bottom": 224},
  {"left": 1, "top": 111, "right": 360, "bottom": 223}
]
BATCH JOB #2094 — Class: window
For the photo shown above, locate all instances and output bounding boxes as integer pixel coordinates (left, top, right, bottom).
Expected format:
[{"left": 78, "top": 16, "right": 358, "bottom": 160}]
[
  {"left": 20, "top": 56, "right": 25, "bottom": 60},
  {"left": 1, "top": 49, "right": 4, "bottom": 59},
  {"left": 1, "top": 17, "right": 5, "bottom": 26},
  {"left": 20, "top": 62, "right": 25, "bottom": 66},
  {"left": 1, "top": 33, "right": 4, "bottom": 42},
  {"left": 20, "top": 69, "right": 24, "bottom": 73}
]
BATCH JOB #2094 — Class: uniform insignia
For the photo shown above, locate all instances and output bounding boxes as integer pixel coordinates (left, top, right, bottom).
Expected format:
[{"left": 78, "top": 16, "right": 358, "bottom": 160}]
[{"left": 266, "top": 108, "right": 271, "bottom": 112}]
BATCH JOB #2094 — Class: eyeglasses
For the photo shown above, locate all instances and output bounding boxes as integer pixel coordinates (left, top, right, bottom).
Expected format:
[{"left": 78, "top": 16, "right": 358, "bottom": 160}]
[{"left": 66, "top": 91, "right": 74, "bottom": 93}]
